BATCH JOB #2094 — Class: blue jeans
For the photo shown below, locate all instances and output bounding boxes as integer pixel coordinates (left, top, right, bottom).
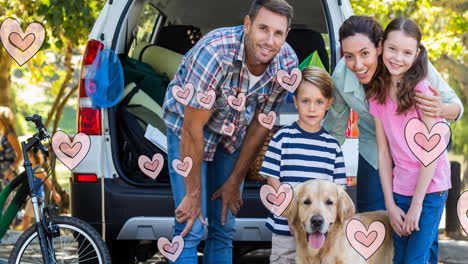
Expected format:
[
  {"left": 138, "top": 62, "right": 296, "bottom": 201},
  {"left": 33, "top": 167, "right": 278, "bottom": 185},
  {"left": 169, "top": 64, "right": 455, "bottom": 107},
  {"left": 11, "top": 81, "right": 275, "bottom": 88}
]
[
  {"left": 392, "top": 191, "right": 448, "bottom": 264},
  {"left": 167, "top": 129, "right": 242, "bottom": 264},
  {"left": 356, "top": 155, "right": 386, "bottom": 213}
]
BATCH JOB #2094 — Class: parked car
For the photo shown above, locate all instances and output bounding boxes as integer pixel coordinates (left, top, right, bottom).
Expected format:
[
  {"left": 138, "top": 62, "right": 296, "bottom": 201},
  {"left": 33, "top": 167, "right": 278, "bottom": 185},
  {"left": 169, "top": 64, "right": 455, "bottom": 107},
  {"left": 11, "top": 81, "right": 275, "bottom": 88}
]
[{"left": 72, "top": 0, "right": 355, "bottom": 262}]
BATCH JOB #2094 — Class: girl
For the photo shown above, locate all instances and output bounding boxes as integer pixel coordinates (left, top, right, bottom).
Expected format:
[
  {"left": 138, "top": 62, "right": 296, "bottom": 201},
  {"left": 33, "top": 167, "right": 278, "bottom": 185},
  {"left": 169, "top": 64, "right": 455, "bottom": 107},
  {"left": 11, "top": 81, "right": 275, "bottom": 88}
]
[
  {"left": 323, "top": 15, "right": 463, "bottom": 216},
  {"left": 368, "top": 18, "right": 451, "bottom": 263},
  {"left": 0, "top": 107, "right": 23, "bottom": 187}
]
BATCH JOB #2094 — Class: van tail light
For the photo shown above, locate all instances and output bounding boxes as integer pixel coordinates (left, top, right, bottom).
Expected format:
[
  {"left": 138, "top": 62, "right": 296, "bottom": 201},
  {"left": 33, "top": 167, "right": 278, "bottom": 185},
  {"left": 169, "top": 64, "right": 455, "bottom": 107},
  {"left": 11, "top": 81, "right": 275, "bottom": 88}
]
[
  {"left": 74, "top": 173, "right": 98, "bottom": 183},
  {"left": 77, "top": 39, "right": 104, "bottom": 135}
]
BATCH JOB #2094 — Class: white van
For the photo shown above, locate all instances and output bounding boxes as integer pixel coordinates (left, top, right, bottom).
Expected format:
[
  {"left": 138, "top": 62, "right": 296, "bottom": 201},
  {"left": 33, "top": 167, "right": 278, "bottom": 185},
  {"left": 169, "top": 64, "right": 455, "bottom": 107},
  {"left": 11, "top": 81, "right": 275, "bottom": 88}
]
[{"left": 73, "top": 0, "right": 355, "bottom": 262}]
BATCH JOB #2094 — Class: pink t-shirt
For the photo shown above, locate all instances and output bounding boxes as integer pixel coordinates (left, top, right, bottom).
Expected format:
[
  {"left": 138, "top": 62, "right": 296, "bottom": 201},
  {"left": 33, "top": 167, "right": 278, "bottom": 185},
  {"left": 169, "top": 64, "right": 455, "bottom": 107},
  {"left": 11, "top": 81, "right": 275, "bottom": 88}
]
[{"left": 369, "top": 80, "right": 451, "bottom": 196}]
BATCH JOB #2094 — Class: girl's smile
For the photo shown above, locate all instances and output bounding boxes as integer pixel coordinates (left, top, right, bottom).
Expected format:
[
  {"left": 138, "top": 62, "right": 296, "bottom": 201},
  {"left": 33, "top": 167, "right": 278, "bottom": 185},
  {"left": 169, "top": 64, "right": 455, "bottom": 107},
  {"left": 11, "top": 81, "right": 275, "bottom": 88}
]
[{"left": 383, "top": 30, "right": 419, "bottom": 81}]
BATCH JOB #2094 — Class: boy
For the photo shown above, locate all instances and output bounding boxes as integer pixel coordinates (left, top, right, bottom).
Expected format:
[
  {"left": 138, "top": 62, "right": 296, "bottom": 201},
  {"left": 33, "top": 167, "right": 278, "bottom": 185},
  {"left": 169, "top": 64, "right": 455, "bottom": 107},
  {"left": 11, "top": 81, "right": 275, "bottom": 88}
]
[{"left": 260, "top": 67, "right": 347, "bottom": 264}]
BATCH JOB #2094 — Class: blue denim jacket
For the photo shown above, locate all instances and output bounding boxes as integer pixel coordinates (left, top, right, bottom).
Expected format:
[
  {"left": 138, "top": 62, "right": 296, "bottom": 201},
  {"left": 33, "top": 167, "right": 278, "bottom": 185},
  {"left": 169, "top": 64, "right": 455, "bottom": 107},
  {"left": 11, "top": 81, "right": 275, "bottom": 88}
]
[{"left": 323, "top": 58, "right": 464, "bottom": 170}]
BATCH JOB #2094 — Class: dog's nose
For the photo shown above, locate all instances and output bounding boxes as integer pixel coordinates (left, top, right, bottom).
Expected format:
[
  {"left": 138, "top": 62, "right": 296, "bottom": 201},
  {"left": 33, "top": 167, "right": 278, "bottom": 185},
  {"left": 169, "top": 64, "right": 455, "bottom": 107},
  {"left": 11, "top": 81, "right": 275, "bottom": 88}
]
[{"left": 311, "top": 215, "right": 324, "bottom": 229}]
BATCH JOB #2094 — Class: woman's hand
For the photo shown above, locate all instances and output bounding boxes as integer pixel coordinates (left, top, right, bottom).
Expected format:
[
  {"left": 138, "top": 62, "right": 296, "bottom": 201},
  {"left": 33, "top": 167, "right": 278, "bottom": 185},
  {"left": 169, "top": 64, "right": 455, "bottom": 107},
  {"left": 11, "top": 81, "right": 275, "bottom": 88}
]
[
  {"left": 403, "top": 203, "right": 422, "bottom": 235},
  {"left": 387, "top": 203, "right": 407, "bottom": 237},
  {"left": 415, "top": 86, "right": 443, "bottom": 118}
]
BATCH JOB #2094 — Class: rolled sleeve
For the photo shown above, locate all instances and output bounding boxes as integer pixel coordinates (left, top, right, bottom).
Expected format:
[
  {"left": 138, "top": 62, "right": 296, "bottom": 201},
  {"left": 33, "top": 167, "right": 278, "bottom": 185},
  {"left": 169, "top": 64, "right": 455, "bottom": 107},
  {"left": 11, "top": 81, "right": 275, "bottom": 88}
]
[
  {"left": 323, "top": 84, "right": 350, "bottom": 145},
  {"left": 427, "top": 61, "right": 464, "bottom": 121}
]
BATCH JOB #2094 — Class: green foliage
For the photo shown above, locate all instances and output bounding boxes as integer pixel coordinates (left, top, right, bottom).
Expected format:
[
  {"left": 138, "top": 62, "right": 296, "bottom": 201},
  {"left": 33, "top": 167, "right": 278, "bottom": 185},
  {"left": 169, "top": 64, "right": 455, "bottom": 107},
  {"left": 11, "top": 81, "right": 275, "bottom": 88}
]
[
  {"left": 351, "top": 0, "right": 468, "bottom": 157},
  {"left": 1, "top": 0, "right": 103, "bottom": 135}
]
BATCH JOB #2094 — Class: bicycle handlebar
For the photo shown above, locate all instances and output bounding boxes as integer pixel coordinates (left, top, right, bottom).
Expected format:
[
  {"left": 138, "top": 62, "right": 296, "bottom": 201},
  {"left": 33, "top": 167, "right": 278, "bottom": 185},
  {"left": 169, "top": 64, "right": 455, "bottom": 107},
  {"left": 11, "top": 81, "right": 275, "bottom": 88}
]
[
  {"left": 25, "top": 114, "right": 50, "bottom": 141},
  {"left": 24, "top": 115, "right": 50, "bottom": 156}
]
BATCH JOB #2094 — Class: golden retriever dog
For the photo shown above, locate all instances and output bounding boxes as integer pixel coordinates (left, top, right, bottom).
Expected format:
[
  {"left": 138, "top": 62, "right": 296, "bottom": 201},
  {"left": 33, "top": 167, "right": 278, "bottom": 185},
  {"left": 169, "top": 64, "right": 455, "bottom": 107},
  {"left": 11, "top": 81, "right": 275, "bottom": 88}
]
[{"left": 282, "top": 180, "right": 393, "bottom": 264}]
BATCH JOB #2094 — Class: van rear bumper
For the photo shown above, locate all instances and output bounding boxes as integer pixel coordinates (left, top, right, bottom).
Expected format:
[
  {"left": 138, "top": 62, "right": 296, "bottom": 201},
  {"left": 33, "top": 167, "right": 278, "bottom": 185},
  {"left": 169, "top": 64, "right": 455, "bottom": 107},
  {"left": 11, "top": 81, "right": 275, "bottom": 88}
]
[
  {"left": 70, "top": 178, "right": 274, "bottom": 240},
  {"left": 71, "top": 178, "right": 356, "bottom": 240},
  {"left": 116, "top": 217, "right": 272, "bottom": 241}
]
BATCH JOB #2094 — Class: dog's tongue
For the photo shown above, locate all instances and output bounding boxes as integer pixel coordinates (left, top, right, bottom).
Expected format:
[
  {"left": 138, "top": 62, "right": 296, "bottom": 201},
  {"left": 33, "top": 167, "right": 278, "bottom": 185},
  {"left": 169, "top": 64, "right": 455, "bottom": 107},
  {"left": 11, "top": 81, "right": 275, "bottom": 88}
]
[{"left": 308, "top": 232, "right": 325, "bottom": 249}]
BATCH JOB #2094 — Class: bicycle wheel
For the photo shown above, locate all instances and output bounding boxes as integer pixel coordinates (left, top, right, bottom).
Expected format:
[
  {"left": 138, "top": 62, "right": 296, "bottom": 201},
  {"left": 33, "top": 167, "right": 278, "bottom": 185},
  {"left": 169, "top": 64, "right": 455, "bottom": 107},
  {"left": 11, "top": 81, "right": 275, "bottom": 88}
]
[{"left": 9, "top": 216, "right": 111, "bottom": 264}]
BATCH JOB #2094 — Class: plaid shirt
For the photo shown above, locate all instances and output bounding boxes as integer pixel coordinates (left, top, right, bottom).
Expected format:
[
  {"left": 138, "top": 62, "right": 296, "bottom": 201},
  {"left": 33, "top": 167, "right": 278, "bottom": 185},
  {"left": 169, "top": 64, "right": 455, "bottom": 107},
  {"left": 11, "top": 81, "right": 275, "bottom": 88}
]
[{"left": 163, "top": 26, "right": 298, "bottom": 161}]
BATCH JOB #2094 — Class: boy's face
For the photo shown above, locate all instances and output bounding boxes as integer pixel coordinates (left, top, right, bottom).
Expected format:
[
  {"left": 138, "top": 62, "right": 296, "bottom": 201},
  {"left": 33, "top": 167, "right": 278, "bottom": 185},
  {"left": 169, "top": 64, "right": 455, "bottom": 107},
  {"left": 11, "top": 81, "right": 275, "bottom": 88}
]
[{"left": 293, "top": 82, "right": 333, "bottom": 133}]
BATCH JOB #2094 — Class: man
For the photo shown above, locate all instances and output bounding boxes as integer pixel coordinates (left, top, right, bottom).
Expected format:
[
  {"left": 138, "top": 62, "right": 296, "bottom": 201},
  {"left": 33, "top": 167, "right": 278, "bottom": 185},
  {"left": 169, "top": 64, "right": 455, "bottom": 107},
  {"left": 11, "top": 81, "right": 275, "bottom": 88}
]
[{"left": 162, "top": 0, "right": 298, "bottom": 263}]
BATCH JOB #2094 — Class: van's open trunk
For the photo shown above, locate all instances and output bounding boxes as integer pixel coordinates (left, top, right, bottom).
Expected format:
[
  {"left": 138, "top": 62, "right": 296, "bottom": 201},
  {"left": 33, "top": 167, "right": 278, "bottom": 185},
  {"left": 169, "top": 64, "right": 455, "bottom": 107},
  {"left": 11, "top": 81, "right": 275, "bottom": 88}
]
[{"left": 112, "top": 0, "right": 338, "bottom": 188}]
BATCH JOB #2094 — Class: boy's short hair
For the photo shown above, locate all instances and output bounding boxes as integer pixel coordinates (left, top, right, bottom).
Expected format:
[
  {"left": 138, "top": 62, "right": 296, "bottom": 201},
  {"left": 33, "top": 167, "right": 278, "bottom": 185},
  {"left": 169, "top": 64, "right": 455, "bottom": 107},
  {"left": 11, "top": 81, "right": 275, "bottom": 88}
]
[{"left": 294, "top": 66, "right": 333, "bottom": 99}]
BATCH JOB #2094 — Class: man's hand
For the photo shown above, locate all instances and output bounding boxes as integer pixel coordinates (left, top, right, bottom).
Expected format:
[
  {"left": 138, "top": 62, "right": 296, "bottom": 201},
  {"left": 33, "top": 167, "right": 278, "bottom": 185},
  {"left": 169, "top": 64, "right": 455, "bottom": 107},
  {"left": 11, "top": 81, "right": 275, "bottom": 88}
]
[
  {"left": 211, "top": 177, "right": 243, "bottom": 226},
  {"left": 175, "top": 194, "right": 207, "bottom": 237},
  {"left": 387, "top": 203, "right": 408, "bottom": 237},
  {"left": 415, "top": 86, "right": 443, "bottom": 118}
]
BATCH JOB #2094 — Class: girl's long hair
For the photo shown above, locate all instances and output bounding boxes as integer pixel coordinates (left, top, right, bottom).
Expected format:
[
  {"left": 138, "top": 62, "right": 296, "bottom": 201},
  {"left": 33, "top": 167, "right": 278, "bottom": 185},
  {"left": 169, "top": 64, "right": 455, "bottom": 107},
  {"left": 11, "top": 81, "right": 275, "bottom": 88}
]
[{"left": 366, "top": 18, "right": 428, "bottom": 114}]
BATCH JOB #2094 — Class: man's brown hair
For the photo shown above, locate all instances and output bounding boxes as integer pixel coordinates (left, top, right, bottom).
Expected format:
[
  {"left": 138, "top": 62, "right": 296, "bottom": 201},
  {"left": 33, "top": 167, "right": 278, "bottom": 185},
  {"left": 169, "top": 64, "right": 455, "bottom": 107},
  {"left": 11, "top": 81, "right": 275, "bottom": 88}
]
[{"left": 248, "top": 0, "right": 294, "bottom": 28}]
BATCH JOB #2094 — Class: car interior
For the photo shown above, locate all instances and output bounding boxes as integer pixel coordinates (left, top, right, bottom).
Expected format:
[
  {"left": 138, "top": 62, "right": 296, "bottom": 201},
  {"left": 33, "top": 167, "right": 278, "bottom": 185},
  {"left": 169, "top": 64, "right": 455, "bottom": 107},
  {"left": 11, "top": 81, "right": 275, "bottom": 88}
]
[{"left": 114, "top": 0, "right": 334, "bottom": 186}]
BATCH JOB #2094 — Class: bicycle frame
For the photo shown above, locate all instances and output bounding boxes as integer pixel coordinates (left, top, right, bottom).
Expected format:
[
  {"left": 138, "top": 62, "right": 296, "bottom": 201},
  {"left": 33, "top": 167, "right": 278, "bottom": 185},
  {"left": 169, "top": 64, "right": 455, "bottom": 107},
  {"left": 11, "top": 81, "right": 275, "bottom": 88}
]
[
  {"left": 0, "top": 172, "right": 29, "bottom": 239},
  {"left": 20, "top": 134, "right": 56, "bottom": 264}
]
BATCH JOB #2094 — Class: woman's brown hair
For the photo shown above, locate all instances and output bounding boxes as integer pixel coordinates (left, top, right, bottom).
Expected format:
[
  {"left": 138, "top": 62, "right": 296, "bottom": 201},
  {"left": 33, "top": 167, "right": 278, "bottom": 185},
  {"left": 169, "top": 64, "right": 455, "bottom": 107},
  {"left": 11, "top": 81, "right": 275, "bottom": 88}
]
[
  {"left": 339, "top": 15, "right": 383, "bottom": 49},
  {"left": 366, "top": 17, "right": 428, "bottom": 114}
]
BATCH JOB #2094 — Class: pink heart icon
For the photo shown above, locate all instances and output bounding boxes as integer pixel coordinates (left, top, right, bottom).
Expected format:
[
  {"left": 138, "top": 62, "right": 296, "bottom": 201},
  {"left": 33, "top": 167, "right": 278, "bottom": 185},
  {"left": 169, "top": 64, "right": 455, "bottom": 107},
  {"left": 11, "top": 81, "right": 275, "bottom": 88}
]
[
  {"left": 9, "top": 32, "right": 35, "bottom": 51},
  {"left": 0, "top": 18, "right": 46, "bottom": 66},
  {"left": 276, "top": 68, "right": 302, "bottom": 93},
  {"left": 196, "top": 90, "right": 216, "bottom": 109},
  {"left": 228, "top": 93, "right": 246, "bottom": 112},
  {"left": 163, "top": 242, "right": 180, "bottom": 254},
  {"left": 266, "top": 192, "right": 286, "bottom": 206},
  {"left": 282, "top": 74, "right": 297, "bottom": 86},
  {"left": 221, "top": 123, "right": 235, "bottom": 136},
  {"left": 414, "top": 133, "right": 440, "bottom": 152},
  {"left": 355, "top": 231, "right": 378, "bottom": 247},
  {"left": 52, "top": 131, "right": 91, "bottom": 171},
  {"left": 157, "top": 236, "right": 184, "bottom": 262},
  {"left": 138, "top": 154, "right": 164, "bottom": 180},
  {"left": 172, "top": 157, "right": 193, "bottom": 177},
  {"left": 59, "top": 142, "right": 82, "bottom": 158},
  {"left": 260, "top": 183, "right": 293, "bottom": 217},
  {"left": 404, "top": 118, "right": 451, "bottom": 166},
  {"left": 457, "top": 191, "right": 468, "bottom": 236},
  {"left": 172, "top": 83, "right": 195, "bottom": 105},
  {"left": 346, "top": 219, "right": 386, "bottom": 260},
  {"left": 258, "top": 111, "right": 277, "bottom": 130}
]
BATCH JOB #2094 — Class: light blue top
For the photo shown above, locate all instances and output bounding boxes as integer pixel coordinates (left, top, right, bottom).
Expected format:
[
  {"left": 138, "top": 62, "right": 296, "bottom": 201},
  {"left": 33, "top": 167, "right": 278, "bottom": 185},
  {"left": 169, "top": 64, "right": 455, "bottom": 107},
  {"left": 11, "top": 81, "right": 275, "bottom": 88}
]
[{"left": 323, "top": 58, "right": 464, "bottom": 170}]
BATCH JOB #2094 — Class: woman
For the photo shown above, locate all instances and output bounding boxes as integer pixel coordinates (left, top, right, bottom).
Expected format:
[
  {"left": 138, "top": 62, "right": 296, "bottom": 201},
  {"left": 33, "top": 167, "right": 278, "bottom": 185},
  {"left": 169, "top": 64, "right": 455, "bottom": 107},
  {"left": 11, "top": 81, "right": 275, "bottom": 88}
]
[
  {"left": 0, "top": 107, "right": 22, "bottom": 187},
  {"left": 323, "top": 15, "right": 463, "bottom": 213}
]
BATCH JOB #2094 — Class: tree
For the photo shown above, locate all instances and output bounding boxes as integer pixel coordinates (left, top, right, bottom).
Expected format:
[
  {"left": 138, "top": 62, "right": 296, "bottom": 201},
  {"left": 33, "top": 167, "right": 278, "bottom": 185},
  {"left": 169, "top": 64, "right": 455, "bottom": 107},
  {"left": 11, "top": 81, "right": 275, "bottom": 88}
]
[{"left": 1, "top": 0, "right": 104, "bottom": 211}]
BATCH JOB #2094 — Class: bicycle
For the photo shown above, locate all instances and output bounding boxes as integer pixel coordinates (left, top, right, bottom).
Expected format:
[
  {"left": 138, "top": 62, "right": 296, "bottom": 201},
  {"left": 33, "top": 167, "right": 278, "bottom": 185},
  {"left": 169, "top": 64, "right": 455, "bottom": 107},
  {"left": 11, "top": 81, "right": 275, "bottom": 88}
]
[{"left": 0, "top": 114, "right": 110, "bottom": 264}]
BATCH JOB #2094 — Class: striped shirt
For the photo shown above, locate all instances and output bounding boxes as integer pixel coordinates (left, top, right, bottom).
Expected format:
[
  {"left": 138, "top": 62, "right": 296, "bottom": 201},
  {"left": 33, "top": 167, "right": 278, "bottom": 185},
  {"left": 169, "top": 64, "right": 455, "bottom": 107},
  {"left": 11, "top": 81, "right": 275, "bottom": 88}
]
[
  {"left": 162, "top": 26, "right": 298, "bottom": 161},
  {"left": 260, "top": 122, "right": 347, "bottom": 235}
]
